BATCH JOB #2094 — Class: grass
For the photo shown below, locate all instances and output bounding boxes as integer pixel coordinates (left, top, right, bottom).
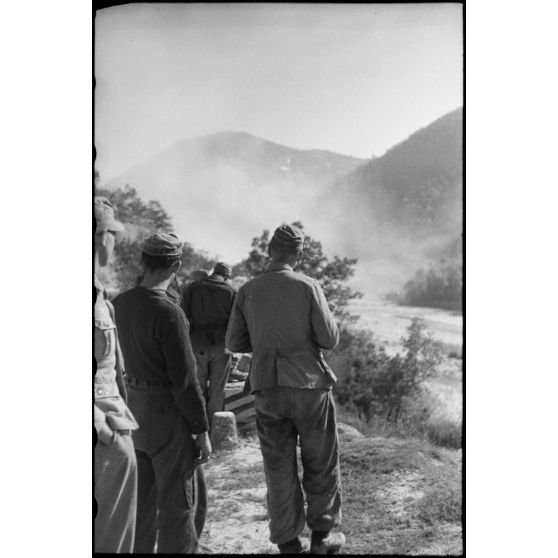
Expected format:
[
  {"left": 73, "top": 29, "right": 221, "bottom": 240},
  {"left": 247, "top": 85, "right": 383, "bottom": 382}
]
[
  {"left": 336, "top": 401, "right": 462, "bottom": 450},
  {"left": 202, "top": 413, "right": 462, "bottom": 555},
  {"left": 339, "top": 434, "right": 462, "bottom": 555}
]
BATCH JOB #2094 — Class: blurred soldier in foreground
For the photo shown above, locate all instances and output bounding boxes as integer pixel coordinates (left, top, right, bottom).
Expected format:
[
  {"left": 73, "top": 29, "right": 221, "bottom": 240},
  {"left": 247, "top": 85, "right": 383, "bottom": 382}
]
[
  {"left": 94, "top": 197, "right": 139, "bottom": 553},
  {"left": 181, "top": 262, "right": 236, "bottom": 424},
  {"left": 113, "top": 233, "right": 212, "bottom": 554},
  {"left": 226, "top": 224, "right": 346, "bottom": 555}
]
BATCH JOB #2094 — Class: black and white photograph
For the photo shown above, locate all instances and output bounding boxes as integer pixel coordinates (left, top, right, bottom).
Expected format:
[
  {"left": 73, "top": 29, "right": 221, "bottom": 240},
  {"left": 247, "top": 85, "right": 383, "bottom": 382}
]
[
  {"left": 93, "top": 2, "right": 463, "bottom": 555},
  {"left": 8, "top": 2, "right": 558, "bottom": 557}
]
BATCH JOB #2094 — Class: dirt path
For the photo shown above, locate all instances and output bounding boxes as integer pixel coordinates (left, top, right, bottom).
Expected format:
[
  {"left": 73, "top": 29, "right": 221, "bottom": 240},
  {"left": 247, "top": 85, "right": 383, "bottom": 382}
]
[{"left": 201, "top": 435, "right": 275, "bottom": 554}]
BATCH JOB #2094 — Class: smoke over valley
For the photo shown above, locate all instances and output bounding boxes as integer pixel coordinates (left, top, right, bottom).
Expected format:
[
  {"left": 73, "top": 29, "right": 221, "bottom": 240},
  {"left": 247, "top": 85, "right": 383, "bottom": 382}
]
[{"left": 102, "top": 108, "right": 462, "bottom": 297}]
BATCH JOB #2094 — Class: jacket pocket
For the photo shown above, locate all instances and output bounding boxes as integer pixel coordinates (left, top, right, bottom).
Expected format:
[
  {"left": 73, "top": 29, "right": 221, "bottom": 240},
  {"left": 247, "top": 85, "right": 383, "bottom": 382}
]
[
  {"left": 276, "top": 351, "right": 331, "bottom": 388},
  {"left": 94, "top": 317, "right": 115, "bottom": 360}
]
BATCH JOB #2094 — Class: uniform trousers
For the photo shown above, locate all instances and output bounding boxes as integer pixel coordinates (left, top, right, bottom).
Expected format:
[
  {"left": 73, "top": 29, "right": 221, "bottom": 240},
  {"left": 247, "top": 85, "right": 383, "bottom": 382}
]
[
  {"left": 254, "top": 387, "right": 342, "bottom": 545},
  {"left": 127, "top": 384, "right": 207, "bottom": 554},
  {"left": 192, "top": 343, "right": 231, "bottom": 422},
  {"left": 94, "top": 431, "right": 137, "bottom": 553}
]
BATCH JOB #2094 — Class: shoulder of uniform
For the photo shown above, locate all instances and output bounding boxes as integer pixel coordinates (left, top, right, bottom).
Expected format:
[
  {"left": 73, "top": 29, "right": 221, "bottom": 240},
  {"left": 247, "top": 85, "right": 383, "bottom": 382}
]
[
  {"left": 289, "top": 271, "right": 316, "bottom": 287},
  {"left": 112, "top": 289, "right": 131, "bottom": 305},
  {"left": 158, "top": 295, "right": 183, "bottom": 314}
]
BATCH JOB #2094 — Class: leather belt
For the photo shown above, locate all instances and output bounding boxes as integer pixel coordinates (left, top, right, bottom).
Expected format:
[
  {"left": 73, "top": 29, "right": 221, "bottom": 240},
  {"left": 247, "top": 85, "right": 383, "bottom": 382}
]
[{"left": 125, "top": 375, "right": 172, "bottom": 388}]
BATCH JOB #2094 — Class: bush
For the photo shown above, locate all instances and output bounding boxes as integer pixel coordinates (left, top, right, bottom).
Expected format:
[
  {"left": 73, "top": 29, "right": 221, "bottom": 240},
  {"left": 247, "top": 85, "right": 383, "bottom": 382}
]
[
  {"left": 330, "top": 317, "right": 442, "bottom": 425},
  {"left": 327, "top": 318, "right": 463, "bottom": 448}
]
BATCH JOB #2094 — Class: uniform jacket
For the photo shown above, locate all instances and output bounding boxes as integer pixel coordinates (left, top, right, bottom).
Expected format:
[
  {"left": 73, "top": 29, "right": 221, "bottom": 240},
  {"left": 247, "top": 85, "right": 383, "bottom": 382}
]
[
  {"left": 113, "top": 286, "right": 209, "bottom": 434},
  {"left": 225, "top": 262, "right": 339, "bottom": 393},
  {"left": 180, "top": 277, "right": 236, "bottom": 346},
  {"left": 94, "top": 277, "right": 138, "bottom": 436}
]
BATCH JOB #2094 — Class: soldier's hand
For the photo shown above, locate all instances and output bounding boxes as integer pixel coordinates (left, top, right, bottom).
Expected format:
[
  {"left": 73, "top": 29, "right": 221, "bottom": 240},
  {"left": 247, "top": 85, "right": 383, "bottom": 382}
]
[{"left": 195, "top": 431, "right": 212, "bottom": 466}]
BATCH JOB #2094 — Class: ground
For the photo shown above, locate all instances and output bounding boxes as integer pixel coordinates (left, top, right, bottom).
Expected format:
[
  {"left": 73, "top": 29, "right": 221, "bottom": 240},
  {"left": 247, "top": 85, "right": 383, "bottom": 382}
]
[{"left": 200, "top": 423, "right": 462, "bottom": 555}]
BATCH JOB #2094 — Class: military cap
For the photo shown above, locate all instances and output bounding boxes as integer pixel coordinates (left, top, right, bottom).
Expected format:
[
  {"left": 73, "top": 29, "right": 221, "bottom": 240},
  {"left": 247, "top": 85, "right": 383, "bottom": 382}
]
[
  {"left": 213, "top": 262, "right": 232, "bottom": 277},
  {"left": 94, "top": 197, "right": 124, "bottom": 233},
  {"left": 142, "top": 233, "right": 183, "bottom": 257},
  {"left": 269, "top": 224, "right": 304, "bottom": 251}
]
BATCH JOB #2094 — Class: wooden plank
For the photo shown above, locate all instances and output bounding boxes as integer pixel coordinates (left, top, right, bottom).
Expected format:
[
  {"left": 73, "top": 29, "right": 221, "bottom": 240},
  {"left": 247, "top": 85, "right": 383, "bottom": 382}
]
[{"left": 225, "top": 381, "right": 255, "bottom": 424}]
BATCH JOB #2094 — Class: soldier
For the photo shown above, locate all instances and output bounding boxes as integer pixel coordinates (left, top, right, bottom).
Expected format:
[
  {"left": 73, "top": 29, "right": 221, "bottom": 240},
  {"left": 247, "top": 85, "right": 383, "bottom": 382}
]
[
  {"left": 94, "top": 197, "right": 139, "bottom": 553},
  {"left": 113, "top": 233, "right": 212, "bottom": 554},
  {"left": 225, "top": 224, "right": 346, "bottom": 555},
  {"left": 181, "top": 261, "right": 236, "bottom": 424}
]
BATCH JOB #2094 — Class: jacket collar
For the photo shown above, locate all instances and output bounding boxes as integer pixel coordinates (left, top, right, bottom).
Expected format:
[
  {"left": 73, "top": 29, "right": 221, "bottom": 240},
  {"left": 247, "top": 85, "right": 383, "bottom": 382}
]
[{"left": 266, "top": 262, "right": 293, "bottom": 272}]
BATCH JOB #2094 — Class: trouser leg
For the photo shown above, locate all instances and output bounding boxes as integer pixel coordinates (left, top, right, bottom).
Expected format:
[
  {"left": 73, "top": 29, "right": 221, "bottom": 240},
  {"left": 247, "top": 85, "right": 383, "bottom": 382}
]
[
  {"left": 206, "top": 346, "right": 231, "bottom": 419},
  {"left": 255, "top": 396, "right": 305, "bottom": 545},
  {"left": 296, "top": 391, "right": 342, "bottom": 532},
  {"left": 94, "top": 433, "right": 137, "bottom": 553},
  {"left": 133, "top": 449, "right": 158, "bottom": 553},
  {"left": 151, "top": 420, "right": 203, "bottom": 553}
]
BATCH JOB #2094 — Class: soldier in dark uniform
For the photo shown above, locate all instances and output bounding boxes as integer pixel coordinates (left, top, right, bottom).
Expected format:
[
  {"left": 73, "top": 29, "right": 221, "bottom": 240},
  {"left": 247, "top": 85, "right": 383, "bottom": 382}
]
[
  {"left": 226, "top": 224, "right": 346, "bottom": 555},
  {"left": 113, "top": 233, "right": 212, "bottom": 554},
  {"left": 94, "top": 197, "right": 139, "bottom": 553},
  {"left": 181, "top": 262, "right": 236, "bottom": 425}
]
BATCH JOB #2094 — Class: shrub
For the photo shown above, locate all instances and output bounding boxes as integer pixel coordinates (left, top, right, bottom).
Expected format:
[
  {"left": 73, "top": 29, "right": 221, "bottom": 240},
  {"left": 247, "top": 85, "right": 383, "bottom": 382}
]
[
  {"left": 328, "top": 318, "right": 464, "bottom": 448},
  {"left": 330, "top": 318, "right": 442, "bottom": 425}
]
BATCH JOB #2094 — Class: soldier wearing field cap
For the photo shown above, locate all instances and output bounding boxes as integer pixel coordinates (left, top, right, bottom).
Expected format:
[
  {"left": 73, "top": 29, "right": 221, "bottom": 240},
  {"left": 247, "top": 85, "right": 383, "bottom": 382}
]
[
  {"left": 94, "top": 197, "right": 139, "bottom": 553},
  {"left": 113, "top": 233, "right": 212, "bottom": 554},
  {"left": 181, "top": 260, "right": 236, "bottom": 423},
  {"left": 226, "top": 223, "right": 346, "bottom": 554}
]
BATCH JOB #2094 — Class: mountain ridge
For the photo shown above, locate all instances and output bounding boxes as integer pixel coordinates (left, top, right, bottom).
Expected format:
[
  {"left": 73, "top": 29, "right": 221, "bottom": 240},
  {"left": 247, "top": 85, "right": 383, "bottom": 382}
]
[{"left": 102, "top": 108, "right": 462, "bottom": 294}]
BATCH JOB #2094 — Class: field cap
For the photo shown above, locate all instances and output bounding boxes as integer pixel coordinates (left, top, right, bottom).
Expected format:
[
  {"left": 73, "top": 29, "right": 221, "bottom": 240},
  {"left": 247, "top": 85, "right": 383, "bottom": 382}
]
[
  {"left": 94, "top": 197, "right": 124, "bottom": 233},
  {"left": 213, "top": 262, "right": 232, "bottom": 277},
  {"left": 142, "top": 233, "right": 183, "bottom": 257},
  {"left": 269, "top": 224, "right": 304, "bottom": 251}
]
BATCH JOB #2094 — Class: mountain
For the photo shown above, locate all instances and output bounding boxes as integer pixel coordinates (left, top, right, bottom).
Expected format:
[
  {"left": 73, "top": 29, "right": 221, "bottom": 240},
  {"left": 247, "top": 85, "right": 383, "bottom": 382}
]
[
  {"left": 316, "top": 108, "right": 463, "bottom": 290},
  {"left": 337, "top": 107, "right": 462, "bottom": 235},
  {"left": 102, "top": 109, "right": 462, "bottom": 294},
  {"left": 104, "top": 132, "right": 366, "bottom": 263}
]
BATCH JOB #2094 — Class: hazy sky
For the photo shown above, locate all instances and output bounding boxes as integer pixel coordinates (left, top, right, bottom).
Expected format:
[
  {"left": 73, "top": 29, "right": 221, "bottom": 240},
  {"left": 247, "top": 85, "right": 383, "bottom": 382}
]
[{"left": 95, "top": 3, "right": 462, "bottom": 181}]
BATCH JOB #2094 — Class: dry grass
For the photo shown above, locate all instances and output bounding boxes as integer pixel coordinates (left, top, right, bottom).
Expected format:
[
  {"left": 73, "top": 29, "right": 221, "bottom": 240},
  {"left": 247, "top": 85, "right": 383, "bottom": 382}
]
[
  {"left": 339, "top": 435, "right": 462, "bottom": 555},
  {"left": 201, "top": 424, "right": 462, "bottom": 555}
]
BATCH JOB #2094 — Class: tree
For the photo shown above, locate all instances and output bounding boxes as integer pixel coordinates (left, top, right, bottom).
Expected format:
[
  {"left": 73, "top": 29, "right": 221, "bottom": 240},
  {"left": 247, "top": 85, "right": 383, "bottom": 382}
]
[
  {"left": 235, "top": 221, "right": 362, "bottom": 324},
  {"left": 96, "top": 184, "right": 173, "bottom": 232},
  {"left": 401, "top": 257, "right": 462, "bottom": 311},
  {"left": 94, "top": 182, "right": 215, "bottom": 294}
]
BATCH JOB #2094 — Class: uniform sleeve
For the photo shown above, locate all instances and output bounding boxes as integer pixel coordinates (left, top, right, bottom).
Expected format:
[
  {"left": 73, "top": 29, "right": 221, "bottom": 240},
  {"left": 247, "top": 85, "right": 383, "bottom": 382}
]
[
  {"left": 106, "top": 299, "right": 128, "bottom": 403},
  {"left": 225, "top": 289, "right": 252, "bottom": 353},
  {"left": 94, "top": 405, "right": 113, "bottom": 444},
  {"left": 159, "top": 310, "right": 209, "bottom": 434},
  {"left": 310, "top": 280, "right": 339, "bottom": 350}
]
